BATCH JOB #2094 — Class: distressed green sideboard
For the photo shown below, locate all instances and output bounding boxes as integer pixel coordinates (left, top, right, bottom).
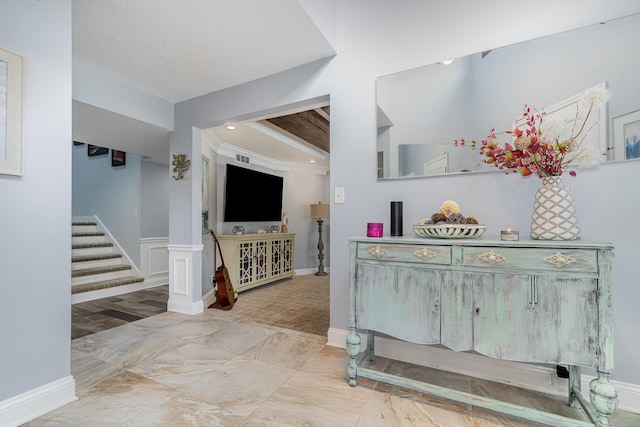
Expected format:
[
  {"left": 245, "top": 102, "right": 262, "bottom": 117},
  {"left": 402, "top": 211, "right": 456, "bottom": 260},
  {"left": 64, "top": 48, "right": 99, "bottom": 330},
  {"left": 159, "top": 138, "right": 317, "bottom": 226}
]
[{"left": 346, "top": 236, "right": 616, "bottom": 426}]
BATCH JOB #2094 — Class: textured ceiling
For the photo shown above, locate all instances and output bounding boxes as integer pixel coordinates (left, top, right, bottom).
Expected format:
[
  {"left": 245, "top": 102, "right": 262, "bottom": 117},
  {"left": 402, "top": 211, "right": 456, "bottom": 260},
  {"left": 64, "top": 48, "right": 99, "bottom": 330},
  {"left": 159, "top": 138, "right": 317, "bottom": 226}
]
[
  {"left": 72, "top": 0, "right": 335, "bottom": 164},
  {"left": 73, "top": 0, "right": 335, "bottom": 103}
]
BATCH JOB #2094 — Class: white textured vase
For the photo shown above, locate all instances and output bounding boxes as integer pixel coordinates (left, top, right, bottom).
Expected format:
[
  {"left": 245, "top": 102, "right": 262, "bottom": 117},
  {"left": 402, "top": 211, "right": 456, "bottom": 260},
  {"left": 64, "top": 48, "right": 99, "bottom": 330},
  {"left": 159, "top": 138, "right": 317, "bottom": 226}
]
[{"left": 530, "top": 176, "right": 581, "bottom": 240}]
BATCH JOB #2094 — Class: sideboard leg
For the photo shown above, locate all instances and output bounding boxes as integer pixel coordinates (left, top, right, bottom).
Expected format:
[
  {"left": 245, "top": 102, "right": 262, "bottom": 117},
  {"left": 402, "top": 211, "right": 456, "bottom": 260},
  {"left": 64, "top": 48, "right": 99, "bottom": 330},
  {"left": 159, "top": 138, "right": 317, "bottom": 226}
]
[
  {"left": 568, "top": 365, "right": 581, "bottom": 408},
  {"left": 589, "top": 371, "right": 618, "bottom": 426},
  {"left": 346, "top": 327, "right": 361, "bottom": 387},
  {"left": 367, "top": 330, "right": 375, "bottom": 361}
]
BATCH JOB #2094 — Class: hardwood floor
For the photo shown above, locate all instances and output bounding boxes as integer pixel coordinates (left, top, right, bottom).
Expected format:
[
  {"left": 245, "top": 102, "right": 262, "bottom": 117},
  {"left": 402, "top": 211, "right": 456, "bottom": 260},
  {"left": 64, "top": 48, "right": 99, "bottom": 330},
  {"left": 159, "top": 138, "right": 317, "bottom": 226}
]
[{"left": 72, "top": 274, "right": 329, "bottom": 340}]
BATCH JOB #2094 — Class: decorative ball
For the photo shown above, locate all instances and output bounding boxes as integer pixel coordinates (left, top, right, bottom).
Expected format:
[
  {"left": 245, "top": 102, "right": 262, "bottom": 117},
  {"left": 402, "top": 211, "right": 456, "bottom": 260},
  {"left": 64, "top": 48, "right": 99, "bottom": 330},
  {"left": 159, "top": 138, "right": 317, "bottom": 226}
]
[
  {"left": 418, "top": 217, "right": 432, "bottom": 225},
  {"left": 466, "top": 216, "right": 479, "bottom": 224},
  {"left": 431, "top": 213, "right": 446, "bottom": 223},
  {"left": 439, "top": 200, "right": 460, "bottom": 218},
  {"left": 446, "top": 212, "right": 466, "bottom": 224}
]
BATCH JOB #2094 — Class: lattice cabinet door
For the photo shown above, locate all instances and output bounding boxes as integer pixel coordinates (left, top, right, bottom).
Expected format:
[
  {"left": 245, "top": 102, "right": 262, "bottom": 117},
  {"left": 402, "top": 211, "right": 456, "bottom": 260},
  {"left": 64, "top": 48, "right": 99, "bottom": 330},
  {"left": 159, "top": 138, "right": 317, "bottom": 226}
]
[
  {"left": 271, "top": 239, "right": 284, "bottom": 277},
  {"left": 254, "top": 239, "right": 269, "bottom": 282},
  {"left": 237, "top": 241, "right": 255, "bottom": 287},
  {"left": 282, "top": 236, "right": 294, "bottom": 274}
]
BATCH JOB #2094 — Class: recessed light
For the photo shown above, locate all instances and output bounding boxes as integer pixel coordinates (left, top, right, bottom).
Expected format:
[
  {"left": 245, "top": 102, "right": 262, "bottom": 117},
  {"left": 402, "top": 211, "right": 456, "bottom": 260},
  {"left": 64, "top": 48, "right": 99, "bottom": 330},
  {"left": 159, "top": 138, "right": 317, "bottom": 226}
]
[
  {"left": 225, "top": 124, "right": 237, "bottom": 131},
  {"left": 309, "top": 159, "right": 316, "bottom": 163},
  {"left": 441, "top": 58, "right": 455, "bottom": 65}
]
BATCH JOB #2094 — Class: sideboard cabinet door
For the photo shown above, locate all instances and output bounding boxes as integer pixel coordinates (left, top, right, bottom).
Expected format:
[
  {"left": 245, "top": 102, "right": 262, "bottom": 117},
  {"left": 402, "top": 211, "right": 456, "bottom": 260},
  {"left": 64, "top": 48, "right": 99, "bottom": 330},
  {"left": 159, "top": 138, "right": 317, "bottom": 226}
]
[
  {"left": 355, "top": 262, "right": 442, "bottom": 345},
  {"left": 472, "top": 273, "right": 599, "bottom": 367}
]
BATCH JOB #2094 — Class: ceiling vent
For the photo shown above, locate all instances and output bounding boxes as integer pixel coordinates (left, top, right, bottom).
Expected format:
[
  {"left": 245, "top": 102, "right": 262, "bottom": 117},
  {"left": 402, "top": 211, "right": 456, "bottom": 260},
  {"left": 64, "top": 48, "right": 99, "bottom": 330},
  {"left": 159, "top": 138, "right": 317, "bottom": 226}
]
[{"left": 236, "top": 154, "right": 250, "bottom": 164}]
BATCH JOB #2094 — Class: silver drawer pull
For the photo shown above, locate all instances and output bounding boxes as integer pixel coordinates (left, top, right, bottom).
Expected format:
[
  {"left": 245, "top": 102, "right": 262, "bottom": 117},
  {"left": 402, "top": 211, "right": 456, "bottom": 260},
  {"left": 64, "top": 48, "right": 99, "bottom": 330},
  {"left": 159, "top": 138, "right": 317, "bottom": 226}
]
[
  {"left": 479, "top": 251, "right": 505, "bottom": 264},
  {"left": 414, "top": 248, "right": 437, "bottom": 260},
  {"left": 544, "top": 252, "right": 576, "bottom": 268},
  {"left": 368, "top": 246, "right": 388, "bottom": 258}
]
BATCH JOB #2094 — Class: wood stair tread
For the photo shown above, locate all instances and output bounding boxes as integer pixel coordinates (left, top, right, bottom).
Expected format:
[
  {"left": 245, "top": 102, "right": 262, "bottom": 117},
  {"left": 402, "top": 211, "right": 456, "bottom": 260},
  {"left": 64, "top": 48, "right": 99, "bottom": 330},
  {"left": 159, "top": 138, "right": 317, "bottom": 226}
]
[
  {"left": 72, "top": 242, "right": 114, "bottom": 249},
  {"left": 72, "top": 277, "right": 145, "bottom": 294},
  {"left": 72, "top": 232, "right": 106, "bottom": 237},
  {"left": 72, "top": 221, "right": 97, "bottom": 226},
  {"left": 72, "top": 264, "right": 132, "bottom": 278},
  {"left": 72, "top": 253, "right": 122, "bottom": 263}
]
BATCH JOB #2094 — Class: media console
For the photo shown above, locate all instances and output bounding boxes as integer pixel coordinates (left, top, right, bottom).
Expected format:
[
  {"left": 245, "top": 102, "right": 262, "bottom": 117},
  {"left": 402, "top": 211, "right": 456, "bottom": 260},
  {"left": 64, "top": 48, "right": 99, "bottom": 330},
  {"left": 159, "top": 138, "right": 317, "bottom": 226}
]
[{"left": 216, "top": 233, "right": 295, "bottom": 292}]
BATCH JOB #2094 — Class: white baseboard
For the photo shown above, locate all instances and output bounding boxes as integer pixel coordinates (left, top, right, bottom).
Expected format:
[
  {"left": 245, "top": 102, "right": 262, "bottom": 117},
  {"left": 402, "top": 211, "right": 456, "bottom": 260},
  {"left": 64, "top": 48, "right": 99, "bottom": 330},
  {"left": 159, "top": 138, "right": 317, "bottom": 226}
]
[
  {"left": 0, "top": 376, "right": 76, "bottom": 427},
  {"left": 294, "top": 267, "right": 329, "bottom": 276},
  {"left": 167, "top": 298, "right": 204, "bottom": 315},
  {"left": 327, "top": 328, "right": 640, "bottom": 414},
  {"left": 202, "top": 288, "right": 216, "bottom": 308}
]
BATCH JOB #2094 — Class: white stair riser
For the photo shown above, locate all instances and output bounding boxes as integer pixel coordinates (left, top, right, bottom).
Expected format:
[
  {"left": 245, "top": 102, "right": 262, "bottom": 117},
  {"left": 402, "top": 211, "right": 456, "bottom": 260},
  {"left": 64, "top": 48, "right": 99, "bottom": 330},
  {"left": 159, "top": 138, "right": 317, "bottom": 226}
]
[
  {"left": 72, "top": 246, "right": 114, "bottom": 257},
  {"left": 72, "top": 269, "right": 132, "bottom": 286},
  {"left": 72, "top": 235, "right": 106, "bottom": 245},
  {"left": 72, "top": 225, "right": 97, "bottom": 234},
  {"left": 72, "top": 257, "right": 122, "bottom": 271}
]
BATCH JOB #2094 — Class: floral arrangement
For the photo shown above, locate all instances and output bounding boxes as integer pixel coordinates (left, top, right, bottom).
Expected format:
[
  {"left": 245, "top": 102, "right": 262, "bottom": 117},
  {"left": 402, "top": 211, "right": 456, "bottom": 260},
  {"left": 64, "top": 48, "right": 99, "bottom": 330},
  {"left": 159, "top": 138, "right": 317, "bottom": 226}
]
[{"left": 454, "top": 86, "right": 611, "bottom": 177}]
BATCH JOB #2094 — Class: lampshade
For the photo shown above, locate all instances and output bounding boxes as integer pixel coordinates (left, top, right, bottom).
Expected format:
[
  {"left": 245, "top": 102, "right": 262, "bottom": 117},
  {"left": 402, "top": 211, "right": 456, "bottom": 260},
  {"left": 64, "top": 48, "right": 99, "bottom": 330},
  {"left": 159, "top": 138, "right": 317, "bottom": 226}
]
[{"left": 310, "top": 203, "right": 330, "bottom": 219}]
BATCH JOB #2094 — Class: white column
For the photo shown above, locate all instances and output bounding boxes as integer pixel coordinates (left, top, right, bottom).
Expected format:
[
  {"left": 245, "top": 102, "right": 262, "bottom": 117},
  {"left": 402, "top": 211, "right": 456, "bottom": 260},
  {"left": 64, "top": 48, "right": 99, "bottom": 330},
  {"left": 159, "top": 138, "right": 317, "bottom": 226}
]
[{"left": 167, "top": 244, "right": 204, "bottom": 314}]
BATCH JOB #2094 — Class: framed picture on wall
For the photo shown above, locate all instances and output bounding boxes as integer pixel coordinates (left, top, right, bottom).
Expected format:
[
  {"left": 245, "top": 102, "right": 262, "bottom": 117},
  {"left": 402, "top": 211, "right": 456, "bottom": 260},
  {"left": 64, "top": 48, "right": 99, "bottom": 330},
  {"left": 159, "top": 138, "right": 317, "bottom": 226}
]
[
  {"left": 613, "top": 110, "right": 640, "bottom": 160},
  {"left": 88, "top": 144, "right": 108, "bottom": 157},
  {"left": 0, "top": 46, "right": 24, "bottom": 176},
  {"left": 111, "top": 149, "right": 126, "bottom": 166}
]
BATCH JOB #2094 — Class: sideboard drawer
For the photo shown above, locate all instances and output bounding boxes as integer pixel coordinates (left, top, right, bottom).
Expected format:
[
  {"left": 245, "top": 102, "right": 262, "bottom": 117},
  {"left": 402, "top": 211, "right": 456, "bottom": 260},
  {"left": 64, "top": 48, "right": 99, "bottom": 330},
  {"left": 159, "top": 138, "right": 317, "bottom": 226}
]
[
  {"left": 462, "top": 247, "right": 598, "bottom": 273},
  {"left": 357, "top": 243, "right": 452, "bottom": 265}
]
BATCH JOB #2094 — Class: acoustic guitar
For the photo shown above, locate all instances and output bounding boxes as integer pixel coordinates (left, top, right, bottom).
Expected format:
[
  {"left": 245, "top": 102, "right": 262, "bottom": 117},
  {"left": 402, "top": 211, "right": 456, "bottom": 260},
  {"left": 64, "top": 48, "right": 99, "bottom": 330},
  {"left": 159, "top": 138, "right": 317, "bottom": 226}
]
[{"left": 208, "top": 230, "right": 237, "bottom": 310}]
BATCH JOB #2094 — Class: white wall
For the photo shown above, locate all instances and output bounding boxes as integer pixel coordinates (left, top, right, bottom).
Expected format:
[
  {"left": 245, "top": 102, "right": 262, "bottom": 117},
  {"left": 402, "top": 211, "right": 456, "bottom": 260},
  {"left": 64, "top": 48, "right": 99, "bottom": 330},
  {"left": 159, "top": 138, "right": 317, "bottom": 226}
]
[
  {"left": 0, "top": 0, "right": 75, "bottom": 419},
  {"left": 330, "top": 0, "right": 640, "bottom": 388}
]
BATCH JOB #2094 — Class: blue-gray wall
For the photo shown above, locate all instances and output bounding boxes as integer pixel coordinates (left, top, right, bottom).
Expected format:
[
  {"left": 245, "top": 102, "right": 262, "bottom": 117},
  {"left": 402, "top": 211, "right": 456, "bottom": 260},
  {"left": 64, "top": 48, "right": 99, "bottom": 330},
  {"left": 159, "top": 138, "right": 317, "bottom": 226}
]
[
  {"left": 141, "top": 161, "right": 170, "bottom": 238},
  {"left": 0, "top": 0, "right": 73, "bottom": 408},
  {"left": 332, "top": 0, "right": 640, "bottom": 387},
  {"left": 72, "top": 144, "right": 143, "bottom": 266},
  {"left": 4, "top": 2, "right": 640, "bottom": 423}
]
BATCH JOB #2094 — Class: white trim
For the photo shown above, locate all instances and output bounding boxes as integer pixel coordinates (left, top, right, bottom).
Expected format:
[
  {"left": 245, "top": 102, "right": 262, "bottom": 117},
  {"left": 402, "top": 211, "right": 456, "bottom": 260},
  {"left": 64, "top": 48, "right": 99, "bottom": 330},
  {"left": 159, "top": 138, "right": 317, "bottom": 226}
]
[
  {"left": 202, "top": 287, "right": 216, "bottom": 309},
  {"left": 0, "top": 376, "right": 76, "bottom": 427},
  {"left": 202, "top": 129, "right": 329, "bottom": 175},
  {"left": 294, "top": 267, "right": 329, "bottom": 276},
  {"left": 327, "top": 328, "right": 640, "bottom": 414},
  {"left": 167, "top": 298, "right": 204, "bottom": 315},
  {"left": 167, "top": 244, "right": 204, "bottom": 315},
  {"left": 139, "top": 237, "right": 169, "bottom": 285}
]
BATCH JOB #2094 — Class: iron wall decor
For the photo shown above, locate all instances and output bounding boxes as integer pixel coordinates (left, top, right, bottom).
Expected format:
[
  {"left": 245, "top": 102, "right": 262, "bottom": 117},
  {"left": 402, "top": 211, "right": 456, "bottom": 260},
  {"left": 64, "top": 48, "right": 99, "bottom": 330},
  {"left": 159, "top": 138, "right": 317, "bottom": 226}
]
[{"left": 172, "top": 154, "right": 190, "bottom": 180}]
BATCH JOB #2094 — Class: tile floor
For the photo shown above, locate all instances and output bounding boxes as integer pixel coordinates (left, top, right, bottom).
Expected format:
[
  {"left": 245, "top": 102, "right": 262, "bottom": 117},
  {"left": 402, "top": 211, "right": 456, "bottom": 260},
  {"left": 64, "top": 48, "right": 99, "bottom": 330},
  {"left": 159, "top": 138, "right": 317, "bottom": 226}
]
[{"left": 26, "top": 275, "right": 640, "bottom": 426}]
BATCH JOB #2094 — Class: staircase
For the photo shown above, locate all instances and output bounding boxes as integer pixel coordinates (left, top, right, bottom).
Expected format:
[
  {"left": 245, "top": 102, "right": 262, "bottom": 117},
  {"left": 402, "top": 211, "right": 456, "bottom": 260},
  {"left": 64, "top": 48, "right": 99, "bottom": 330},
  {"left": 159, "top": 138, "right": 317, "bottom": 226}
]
[{"left": 72, "top": 220, "right": 144, "bottom": 303}]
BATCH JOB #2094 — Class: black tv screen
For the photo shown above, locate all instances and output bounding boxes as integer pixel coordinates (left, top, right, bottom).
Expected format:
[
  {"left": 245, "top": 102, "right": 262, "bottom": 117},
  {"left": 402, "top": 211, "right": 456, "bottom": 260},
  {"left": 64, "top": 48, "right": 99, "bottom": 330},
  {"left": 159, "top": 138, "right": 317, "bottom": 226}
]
[{"left": 223, "top": 164, "right": 284, "bottom": 222}]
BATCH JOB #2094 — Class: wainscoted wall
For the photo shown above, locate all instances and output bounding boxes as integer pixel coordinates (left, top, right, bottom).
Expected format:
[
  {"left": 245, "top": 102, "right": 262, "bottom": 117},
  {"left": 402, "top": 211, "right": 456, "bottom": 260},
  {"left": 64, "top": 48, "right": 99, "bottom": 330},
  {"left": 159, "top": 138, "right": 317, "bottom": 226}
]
[{"left": 139, "top": 237, "right": 169, "bottom": 287}]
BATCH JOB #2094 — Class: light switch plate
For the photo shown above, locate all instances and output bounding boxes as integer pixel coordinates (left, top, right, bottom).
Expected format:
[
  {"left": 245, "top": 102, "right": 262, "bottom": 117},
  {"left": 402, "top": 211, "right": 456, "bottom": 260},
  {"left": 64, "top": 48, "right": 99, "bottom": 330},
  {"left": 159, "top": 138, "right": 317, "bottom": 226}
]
[{"left": 335, "top": 187, "right": 345, "bottom": 204}]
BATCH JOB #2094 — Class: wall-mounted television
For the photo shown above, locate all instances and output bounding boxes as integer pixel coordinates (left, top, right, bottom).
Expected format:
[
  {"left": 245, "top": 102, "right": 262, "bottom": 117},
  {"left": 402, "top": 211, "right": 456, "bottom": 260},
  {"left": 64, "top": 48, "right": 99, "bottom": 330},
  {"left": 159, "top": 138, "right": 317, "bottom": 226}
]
[{"left": 223, "top": 164, "right": 284, "bottom": 222}]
